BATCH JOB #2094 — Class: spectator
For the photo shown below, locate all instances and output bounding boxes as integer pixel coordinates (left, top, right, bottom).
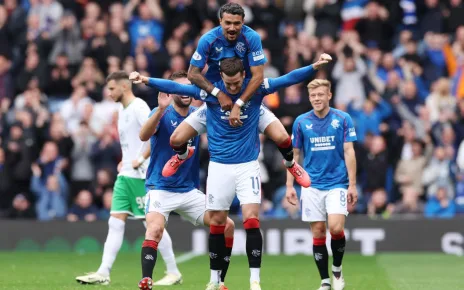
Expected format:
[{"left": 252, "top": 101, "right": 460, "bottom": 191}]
[
  {"left": 0, "top": 55, "right": 13, "bottom": 101},
  {"left": 48, "top": 11, "right": 84, "bottom": 66},
  {"left": 98, "top": 188, "right": 113, "bottom": 220},
  {"left": 30, "top": 163, "right": 68, "bottom": 221},
  {"left": 313, "top": 0, "right": 340, "bottom": 39},
  {"left": 422, "top": 146, "right": 455, "bottom": 198},
  {"left": 361, "top": 135, "right": 389, "bottom": 193},
  {"left": 367, "top": 188, "right": 389, "bottom": 219},
  {"left": 67, "top": 189, "right": 98, "bottom": 222},
  {"left": 390, "top": 186, "right": 425, "bottom": 216},
  {"left": 5, "top": 193, "right": 35, "bottom": 219},
  {"left": 0, "top": 147, "right": 12, "bottom": 210},
  {"left": 70, "top": 121, "right": 96, "bottom": 196},
  {"left": 425, "top": 185, "right": 456, "bottom": 218},
  {"left": 395, "top": 138, "right": 432, "bottom": 195}
]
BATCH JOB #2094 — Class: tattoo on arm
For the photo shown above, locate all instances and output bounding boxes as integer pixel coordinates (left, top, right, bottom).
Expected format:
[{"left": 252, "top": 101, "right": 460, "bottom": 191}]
[{"left": 188, "top": 65, "right": 214, "bottom": 93}]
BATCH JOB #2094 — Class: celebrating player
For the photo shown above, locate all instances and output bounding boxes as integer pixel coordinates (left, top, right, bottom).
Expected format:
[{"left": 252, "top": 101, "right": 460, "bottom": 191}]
[
  {"left": 286, "top": 79, "right": 358, "bottom": 290},
  {"left": 131, "top": 53, "right": 331, "bottom": 290},
  {"left": 75, "top": 71, "right": 182, "bottom": 287},
  {"left": 162, "top": 3, "right": 310, "bottom": 188},
  {"left": 135, "top": 71, "right": 235, "bottom": 290}
]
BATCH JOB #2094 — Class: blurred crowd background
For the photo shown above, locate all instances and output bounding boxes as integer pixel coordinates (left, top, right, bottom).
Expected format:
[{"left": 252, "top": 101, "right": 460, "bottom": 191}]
[{"left": 1, "top": 0, "right": 464, "bottom": 222}]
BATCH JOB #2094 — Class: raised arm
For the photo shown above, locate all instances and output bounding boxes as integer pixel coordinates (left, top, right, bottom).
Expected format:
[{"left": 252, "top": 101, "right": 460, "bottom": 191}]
[{"left": 265, "top": 54, "right": 332, "bottom": 93}]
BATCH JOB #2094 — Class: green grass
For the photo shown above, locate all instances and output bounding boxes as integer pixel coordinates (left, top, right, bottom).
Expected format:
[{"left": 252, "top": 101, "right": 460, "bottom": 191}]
[{"left": 0, "top": 252, "right": 462, "bottom": 290}]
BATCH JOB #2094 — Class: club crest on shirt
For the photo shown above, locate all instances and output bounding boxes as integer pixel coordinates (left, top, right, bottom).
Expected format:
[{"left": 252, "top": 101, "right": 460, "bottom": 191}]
[
  {"left": 331, "top": 119, "right": 340, "bottom": 129},
  {"left": 235, "top": 42, "right": 246, "bottom": 53}
]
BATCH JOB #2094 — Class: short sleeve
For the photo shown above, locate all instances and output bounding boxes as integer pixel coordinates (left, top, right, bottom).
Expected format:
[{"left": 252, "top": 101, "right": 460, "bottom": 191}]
[
  {"left": 292, "top": 119, "right": 303, "bottom": 149},
  {"left": 190, "top": 35, "right": 209, "bottom": 69},
  {"left": 343, "top": 114, "right": 357, "bottom": 143},
  {"left": 246, "top": 31, "right": 267, "bottom": 67},
  {"left": 136, "top": 100, "right": 151, "bottom": 127}
]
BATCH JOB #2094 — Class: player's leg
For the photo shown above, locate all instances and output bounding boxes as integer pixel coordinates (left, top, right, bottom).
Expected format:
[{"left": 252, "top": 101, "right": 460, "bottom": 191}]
[
  {"left": 203, "top": 211, "right": 235, "bottom": 290},
  {"left": 301, "top": 187, "right": 331, "bottom": 290},
  {"left": 259, "top": 105, "right": 310, "bottom": 188},
  {"left": 139, "top": 190, "right": 173, "bottom": 289},
  {"left": 75, "top": 176, "right": 130, "bottom": 285},
  {"left": 326, "top": 189, "right": 349, "bottom": 290},
  {"left": 163, "top": 104, "right": 206, "bottom": 177},
  {"left": 154, "top": 229, "right": 183, "bottom": 285},
  {"left": 204, "top": 161, "right": 236, "bottom": 290},
  {"left": 236, "top": 160, "right": 263, "bottom": 290}
]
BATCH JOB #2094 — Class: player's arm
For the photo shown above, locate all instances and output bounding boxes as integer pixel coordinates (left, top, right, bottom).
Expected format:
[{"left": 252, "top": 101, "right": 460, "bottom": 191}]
[
  {"left": 343, "top": 115, "right": 358, "bottom": 205},
  {"left": 188, "top": 36, "right": 232, "bottom": 110},
  {"left": 139, "top": 107, "right": 164, "bottom": 142},
  {"left": 265, "top": 54, "right": 332, "bottom": 94}
]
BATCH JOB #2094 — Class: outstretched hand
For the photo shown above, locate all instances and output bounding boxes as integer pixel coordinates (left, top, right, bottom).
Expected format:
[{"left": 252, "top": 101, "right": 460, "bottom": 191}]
[{"left": 313, "top": 53, "right": 332, "bottom": 70}]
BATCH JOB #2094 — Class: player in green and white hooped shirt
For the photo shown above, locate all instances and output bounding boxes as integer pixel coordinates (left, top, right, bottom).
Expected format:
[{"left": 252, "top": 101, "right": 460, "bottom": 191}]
[{"left": 76, "top": 71, "right": 182, "bottom": 286}]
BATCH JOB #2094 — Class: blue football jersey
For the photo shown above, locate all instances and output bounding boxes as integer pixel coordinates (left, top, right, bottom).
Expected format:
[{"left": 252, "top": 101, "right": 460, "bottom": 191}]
[
  {"left": 190, "top": 25, "right": 267, "bottom": 83},
  {"left": 145, "top": 105, "right": 200, "bottom": 192},
  {"left": 292, "top": 108, "right": 357, "bottom": 190}
]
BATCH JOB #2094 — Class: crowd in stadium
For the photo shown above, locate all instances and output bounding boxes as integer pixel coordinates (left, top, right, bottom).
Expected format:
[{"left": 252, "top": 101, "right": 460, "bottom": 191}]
[{"left": 1, "top": 0, "right": 464, "bottom": 221}]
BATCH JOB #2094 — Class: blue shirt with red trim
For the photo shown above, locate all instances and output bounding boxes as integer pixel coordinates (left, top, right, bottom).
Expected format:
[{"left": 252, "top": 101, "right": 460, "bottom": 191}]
[
  {"left": 190, "top": 25, "right": 267, "bottom": 82},
  {"left": 292, "top": 108, "right": 357, "bottom": 190}
]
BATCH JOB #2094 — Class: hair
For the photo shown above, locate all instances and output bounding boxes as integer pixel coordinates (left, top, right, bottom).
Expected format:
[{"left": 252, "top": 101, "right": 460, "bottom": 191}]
[
  {"left": 219, "top": 57, "right": 244, "bottom": 77},
  {"left": 219, "top": 3, "right": 245, "bottom": 19},
  {"left": 169, "top": 71, "right": 188, "bottom": 80},
  {"left": 106, "top": 71, "right": 129, "bottom": 83},
  {"left": 307, "top": 79, "right": 332, "bottom": 92}
]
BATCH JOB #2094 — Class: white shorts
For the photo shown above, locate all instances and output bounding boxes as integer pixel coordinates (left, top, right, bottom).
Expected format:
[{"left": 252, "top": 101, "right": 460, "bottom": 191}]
[
  {"left": 206, "top": 160, "right": 261, "bottom": 210},
  {"left": 185, "top": 103, "right": 278, "bottom": 134},
  {"left": 145, "top": 188, "right": 206, "bottom": 226},
  {"left": 300, "top": 187, "right": 349, "bottom": 222}
]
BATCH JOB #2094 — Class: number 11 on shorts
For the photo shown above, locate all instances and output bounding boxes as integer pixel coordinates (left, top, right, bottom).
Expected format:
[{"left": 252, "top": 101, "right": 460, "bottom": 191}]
[{"left": 250, "top": 176, "right": 260, "bottom": 195}]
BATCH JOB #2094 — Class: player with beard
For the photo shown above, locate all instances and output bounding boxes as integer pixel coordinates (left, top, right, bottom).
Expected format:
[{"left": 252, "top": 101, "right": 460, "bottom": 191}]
[
  {"left": 137, "top": 71, "right": 235, "bottom": 290},
  {"left": 76, "top": 71, "right": 182, "bottom": 287}
]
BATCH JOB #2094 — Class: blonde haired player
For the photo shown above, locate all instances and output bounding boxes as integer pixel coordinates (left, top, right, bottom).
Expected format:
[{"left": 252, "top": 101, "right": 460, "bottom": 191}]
[
  {"left": 76, "top": 71, "right": 183, "bottom": 286},
  {"left": 286, "top": 79, "right": 358, "bottom": 290}
]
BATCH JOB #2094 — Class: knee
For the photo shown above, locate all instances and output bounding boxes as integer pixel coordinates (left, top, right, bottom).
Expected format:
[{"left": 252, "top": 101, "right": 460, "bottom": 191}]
[
  {"left": 311, "top": 222, "right": 327, "bottom": 239},
  {"left": 208, "top": 210, "right": 227, "bottom": 226},
  {"left": 169, "top": 132, "right": 181, "bottom": 147},
  {"left": 224, "top": 217, "right": 235, "bottom": 237},
  {"left": 146, "top": 222, "right": 164, "bottom": 241},
  {"left": 273, "top": 129, "right": 290, "bottom": 145},
  {"left": 329, "top": 224, "right": 345, "bottom": 237}
]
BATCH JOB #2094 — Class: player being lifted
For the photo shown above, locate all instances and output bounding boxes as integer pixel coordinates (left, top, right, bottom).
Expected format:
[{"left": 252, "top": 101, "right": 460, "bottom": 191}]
[
  {"left": 162, "top": 3, "right": 310, "bottom": 188},
  {"left": 75, "top": 72, "right": 182, "bottom": 287},
  {"left": 133, "top": 71, "right": 235, "bottom": 290},
  {"left": 286, "top": 79, "right": 358, "bottom": 290},
  {"left": 133, "top": 54, "right": 332, "bottom": 290}
]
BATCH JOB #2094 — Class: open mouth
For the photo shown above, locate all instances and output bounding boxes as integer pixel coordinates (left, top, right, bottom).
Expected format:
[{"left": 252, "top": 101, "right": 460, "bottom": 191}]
[
  {"left": 227, "top": 31, "right": 237, "bottom": 37},
  {"left": 181, "top": 96, "right": 191, "bottom": 100}
]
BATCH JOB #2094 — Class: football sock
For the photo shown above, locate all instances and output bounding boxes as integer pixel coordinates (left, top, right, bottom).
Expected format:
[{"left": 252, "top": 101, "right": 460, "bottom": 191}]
[
  {"left": 244, "top": 218, "right": 262, "bottom": 283},
  {"left": 209, "top": 225, "right": 226, "bottom": 284},
  {"left": 97, "top": 216, "right": 125, "bottom": 276},
  {"left": 313, "top": 237, "right": 330, "bottom": 281},
  {"left": 220, "top": 237, "right": 234, "bottom": 283},
  {"left": 158, "top": 229, "right": 181, "bottom": 276},
  {"left": 141, "top": 240, "right": 158, "bottom": 278},
  {"left": 170, "top": 142, "right": 188, "bottom": 159},
  {"left": 278, "top": 137, "right": 295, "bottom": 167},
  {"left": 331, "top": 231, "right": 346, "bottom": 278}
]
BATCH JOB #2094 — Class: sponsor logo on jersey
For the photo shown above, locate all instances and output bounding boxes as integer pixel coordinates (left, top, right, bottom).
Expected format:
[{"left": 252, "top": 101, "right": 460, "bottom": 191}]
[
  {"left": 192, "top": 51, "right": 202, "bottom": 61},
  {"left": 235, "top": 42, "right": 246, "bottom": 53},
  {"left": 310, "top": 136, "right": 336, "bottom": 151},
  {"left": 252, "top": 50, "right": 265, "bottom": 61}
]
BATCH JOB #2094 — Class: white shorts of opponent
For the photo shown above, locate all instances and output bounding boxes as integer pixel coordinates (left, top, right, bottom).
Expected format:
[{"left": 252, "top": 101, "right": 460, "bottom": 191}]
[
  {"left": 300, "top": 187, "right": 349, "bottom": 222},
  {"left": 206, "top": 160, "right": 261, "bottom": 211},
  {"left": 145, "top": 188, "right": 206, "bottom": 226},
  {"left": 185, "top": 103, "right": 278, "bottom": 134}
]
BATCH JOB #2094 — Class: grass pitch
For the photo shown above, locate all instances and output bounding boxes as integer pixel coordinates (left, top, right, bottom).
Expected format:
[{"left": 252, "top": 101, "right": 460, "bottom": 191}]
[{"left": 0, "top": 252, "right": 462, "bottom": 290}]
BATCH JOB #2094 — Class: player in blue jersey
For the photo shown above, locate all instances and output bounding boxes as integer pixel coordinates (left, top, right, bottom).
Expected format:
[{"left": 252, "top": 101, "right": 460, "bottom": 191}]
[
  {"left": 135, "top": 71, "right": 235, "bottom": 290},
  {"left": 162, "top": 3, "right": 310, "bottom": 189},
  {"left": 130, "top": 54, "right": 332, "bottom": 290},
  {"left": 286, "top": 79, "right": 358, "bottom": 290}
]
